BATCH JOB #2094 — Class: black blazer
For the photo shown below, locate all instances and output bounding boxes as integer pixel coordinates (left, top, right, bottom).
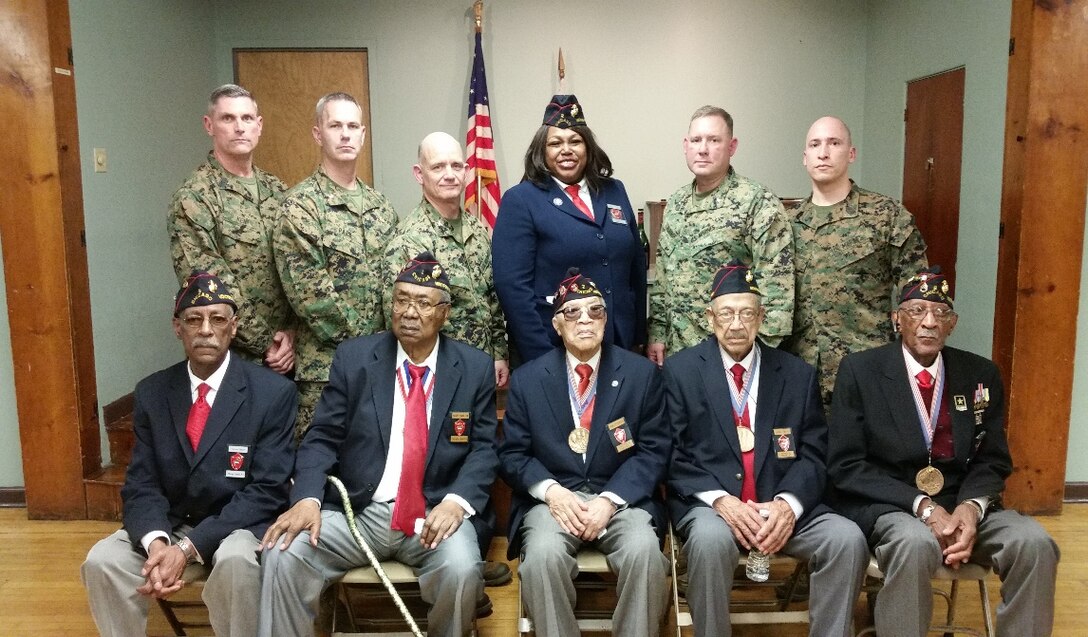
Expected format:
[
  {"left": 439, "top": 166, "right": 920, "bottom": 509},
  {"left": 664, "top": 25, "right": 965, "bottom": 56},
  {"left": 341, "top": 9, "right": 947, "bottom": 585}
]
[
  {"left": 827, "top": 341, "right": 1011, "bottom": 537},
  {"left": 498, "top": 345, "right": 671, "bottom": 558},
  {"left": 665, "top": 339, "right": 830, "bottom": 528},
  {"left": 291, "top": 332, "right": 499, "bottom": 541},
  {"left": 122, "top": 355, "right": 297, "bottom": 558}
]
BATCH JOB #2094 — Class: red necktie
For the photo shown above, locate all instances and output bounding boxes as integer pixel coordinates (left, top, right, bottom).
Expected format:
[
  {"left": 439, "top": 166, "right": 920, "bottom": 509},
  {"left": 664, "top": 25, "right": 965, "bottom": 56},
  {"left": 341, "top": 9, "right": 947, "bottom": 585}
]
[
  {"left": 392, "top": 364, "right": 429, "bottom": 536},
  {"left": 564, "top": 184, "right": 595, "bottom": 221},
  {"left": 730, "top": 364, "right": 756, "bottom": 503},
  {"left": 576, "top": 363, "right": 594, "bottom": 429},
  {"left": 917, "top": 370, "right": 954, "bottom": 459},
  {"left": 917, "top": 370, "right": 934, "bottom": 409},
  {"left": 186, "top": 383, "right": 211, "bottom": 451}
]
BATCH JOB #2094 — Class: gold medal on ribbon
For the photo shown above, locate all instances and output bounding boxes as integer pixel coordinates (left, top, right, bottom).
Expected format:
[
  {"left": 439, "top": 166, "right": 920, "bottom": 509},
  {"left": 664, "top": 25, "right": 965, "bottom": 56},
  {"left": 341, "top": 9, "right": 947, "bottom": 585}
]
[
  {"left": 915, "top": 465, "right": 945, "bottom": 496},
  {"left": 568, "top": 427, "right": 590, "bottom": 454},
  {"left": 736, "top": 426, "right": 755, "bottom": 453}
]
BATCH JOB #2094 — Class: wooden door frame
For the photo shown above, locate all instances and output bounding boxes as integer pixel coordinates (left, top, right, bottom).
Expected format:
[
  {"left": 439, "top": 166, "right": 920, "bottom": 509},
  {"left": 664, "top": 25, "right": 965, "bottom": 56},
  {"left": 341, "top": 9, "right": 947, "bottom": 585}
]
[
  {"left": 994, "top": 0, "right": 1088, "bottom": 513},
  {"left": 0, "top": 0, "right": 100, "bottom": 518}
]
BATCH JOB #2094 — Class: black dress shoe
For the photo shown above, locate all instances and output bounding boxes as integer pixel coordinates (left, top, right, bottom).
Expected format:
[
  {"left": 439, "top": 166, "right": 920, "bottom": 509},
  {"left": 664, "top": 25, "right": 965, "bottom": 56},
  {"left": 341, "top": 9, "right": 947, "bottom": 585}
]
[
  {"left": 475, "top": 592, "right": 494, "bottom": 617},
  {"left": 483, "top": 560, "right": 513, "bottom": 586}
]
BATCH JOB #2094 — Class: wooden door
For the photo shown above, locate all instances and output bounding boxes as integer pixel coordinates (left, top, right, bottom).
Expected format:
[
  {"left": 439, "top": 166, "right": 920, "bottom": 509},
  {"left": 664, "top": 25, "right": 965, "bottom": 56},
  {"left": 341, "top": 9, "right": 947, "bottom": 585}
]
[
  {"left": 902, "top": 67, "right": 965, "bottom": 287},
  {"left": 234, "top": 49, "right": 373, "bottom": 188}
]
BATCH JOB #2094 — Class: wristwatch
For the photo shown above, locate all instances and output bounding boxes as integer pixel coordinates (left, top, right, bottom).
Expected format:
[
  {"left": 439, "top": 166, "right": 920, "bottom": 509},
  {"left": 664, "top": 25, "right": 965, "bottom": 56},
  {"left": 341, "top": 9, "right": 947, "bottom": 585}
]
[
  {"left": 919, "top": 504, "right": 936, "bottom": 524},
  {"left": 175, "top": 537, "right": 198, "bottom": 564}
]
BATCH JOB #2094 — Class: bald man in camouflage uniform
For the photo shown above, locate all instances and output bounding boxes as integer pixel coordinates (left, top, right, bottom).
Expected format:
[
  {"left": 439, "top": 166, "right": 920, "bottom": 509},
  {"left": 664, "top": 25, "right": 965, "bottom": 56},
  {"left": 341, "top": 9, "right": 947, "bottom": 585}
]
[
  {"left": 169, "top": 84, "right": 295, "bottom": 374},
  {"left": 386, "top": 132, "right": 509, "bottom": 388},
  {"left": 275, "top": 92, "right": 398, "bottom": 438},
  {"left": 648, "top": 106, "right": 794, "bottom": 365},
  {"left": 782, "top": 116, "right": 927, "bottom": 405}
]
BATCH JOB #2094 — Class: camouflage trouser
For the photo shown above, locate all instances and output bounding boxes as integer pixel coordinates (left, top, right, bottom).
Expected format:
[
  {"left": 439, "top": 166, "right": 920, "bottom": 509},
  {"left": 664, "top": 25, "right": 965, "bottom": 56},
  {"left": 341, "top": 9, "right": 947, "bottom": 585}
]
[{"left": 294, "top": 380, "right": 327, "bottom": 444}]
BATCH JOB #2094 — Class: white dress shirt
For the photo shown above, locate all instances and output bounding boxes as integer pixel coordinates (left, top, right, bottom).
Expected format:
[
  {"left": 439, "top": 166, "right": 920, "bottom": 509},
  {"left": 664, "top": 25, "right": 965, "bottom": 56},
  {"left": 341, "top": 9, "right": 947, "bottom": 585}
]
[{"left": 372, "top": 340, "right": 475, "bottom": 522}]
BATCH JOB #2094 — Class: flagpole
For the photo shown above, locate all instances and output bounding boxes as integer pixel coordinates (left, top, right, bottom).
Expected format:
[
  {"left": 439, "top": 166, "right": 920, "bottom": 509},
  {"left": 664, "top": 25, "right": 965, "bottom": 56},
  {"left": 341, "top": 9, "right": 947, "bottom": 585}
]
[{"left": 473, "top": 0, "right": 483, "bottom": 217}]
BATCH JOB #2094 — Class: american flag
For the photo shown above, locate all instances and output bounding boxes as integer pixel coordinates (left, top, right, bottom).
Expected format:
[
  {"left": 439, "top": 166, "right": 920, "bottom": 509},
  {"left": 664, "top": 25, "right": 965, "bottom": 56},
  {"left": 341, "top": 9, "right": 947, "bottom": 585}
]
[{"left": 465, "top": 31, "right": 501, "bottom": 229}]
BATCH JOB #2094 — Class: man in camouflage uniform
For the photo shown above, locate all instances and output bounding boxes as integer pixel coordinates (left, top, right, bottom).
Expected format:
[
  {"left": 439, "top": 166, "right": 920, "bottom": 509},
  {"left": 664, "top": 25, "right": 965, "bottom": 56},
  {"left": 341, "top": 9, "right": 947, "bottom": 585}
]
[
  {"left": 169, "top": 84, "right": 295, "bottom": 374},
  {"left": 386, "top": 131, "right": 510, "bottom": 388},
  {"left": 648, "top": 106, "right": 794, "bottom": 365},
  {"left": 782, "top": 116, "right": 927, "bottom": 405},
  {"left": 274, "top": 92, "right": 398, "bottom": 438}
]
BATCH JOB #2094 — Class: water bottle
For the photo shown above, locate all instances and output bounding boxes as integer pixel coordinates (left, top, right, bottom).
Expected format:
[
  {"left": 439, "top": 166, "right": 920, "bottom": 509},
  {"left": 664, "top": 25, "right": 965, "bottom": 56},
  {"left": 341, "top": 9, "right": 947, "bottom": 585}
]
[{"left": 745, "top": 508, "right": 771, "bottom": 582}]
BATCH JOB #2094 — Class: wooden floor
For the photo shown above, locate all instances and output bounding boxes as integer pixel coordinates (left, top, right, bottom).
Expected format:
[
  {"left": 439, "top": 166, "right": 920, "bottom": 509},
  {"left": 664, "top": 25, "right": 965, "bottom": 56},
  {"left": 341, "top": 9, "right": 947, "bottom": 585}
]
[{"left": 1, "top": 504, "right": 1084, "bottom": 636}]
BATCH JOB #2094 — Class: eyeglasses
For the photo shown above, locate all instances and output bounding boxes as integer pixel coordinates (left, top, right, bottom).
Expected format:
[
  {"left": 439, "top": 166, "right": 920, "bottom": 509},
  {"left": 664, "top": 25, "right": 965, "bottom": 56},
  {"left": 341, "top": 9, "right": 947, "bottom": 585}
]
[
  {"left": 710, "top": 308, "right": 759, "bottom": 325},
  {"left": 557, "top": 304, "right": 606, "bottom": 322},
  {"left": 392, "top": 297, "right": 449, "bottom": 316},
  {"left": 898, "top": 304, "right": 956, "bottom": 322},
  {"left": 178, "top": 313, "right": 233, "bottom": 330}
]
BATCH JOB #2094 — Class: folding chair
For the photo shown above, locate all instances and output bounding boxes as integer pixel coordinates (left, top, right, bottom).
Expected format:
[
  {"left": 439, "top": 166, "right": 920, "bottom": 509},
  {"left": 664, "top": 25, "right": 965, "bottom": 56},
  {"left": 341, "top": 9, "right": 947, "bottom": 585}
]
[
  {"left": 856, "top": 555, "right": 995, "bottom": 637},
  {"left": 155, "top": 566, "right": 210, "bottom": 636},
  {"left": 668, "top": 525, "right": 810, "bottom": 635},
  {"left": 332, "top": 561, "right": 482, "bottom": 636}
]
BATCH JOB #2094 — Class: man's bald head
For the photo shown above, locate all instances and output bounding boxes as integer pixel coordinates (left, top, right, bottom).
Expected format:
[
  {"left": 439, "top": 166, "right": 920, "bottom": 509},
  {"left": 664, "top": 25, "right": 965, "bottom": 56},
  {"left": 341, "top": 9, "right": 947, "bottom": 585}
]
[
  {"left": 418, "top": 132, "right": 463, "bottom": 163},
  {"left": 414, "top": 132, "right": 467, "bottom": 213},
  {"left": 806, "top": 116, "right": 852, "bottom": 147},
  {"left": 803, "top": 116, "right": 856, "bottom": 189}
]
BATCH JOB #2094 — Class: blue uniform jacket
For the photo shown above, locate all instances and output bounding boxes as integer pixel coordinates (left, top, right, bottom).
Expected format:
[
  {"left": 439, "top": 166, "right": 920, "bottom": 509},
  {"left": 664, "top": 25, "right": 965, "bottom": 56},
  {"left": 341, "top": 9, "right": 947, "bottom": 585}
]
[
  {"left": 492, "top": 178, "right": 647, "bottom": 361},
  {"left": 499, "top": 345, "right": 671, "bottom": 559},
  {"left": 122, "top": 355, "right": 297, "bottom": 558}
]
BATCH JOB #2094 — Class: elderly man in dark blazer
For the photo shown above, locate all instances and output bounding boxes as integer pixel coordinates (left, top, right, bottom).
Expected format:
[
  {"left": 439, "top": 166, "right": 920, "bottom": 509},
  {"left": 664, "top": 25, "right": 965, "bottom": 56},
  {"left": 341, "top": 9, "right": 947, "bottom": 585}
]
[
  {"left": 81, "top": 272, "right": 298, "bottom": 637},
  {"left": 828, "top": 266, "right": 1059, "bottom": 637},
  {"left": 666, "top": 259, "right": 867, "bottom": 637},
  {"left": 258, "top": 252, "right": 498, "bottom": 637},
  {"left": 499, "top": 268, "right": 671, "bottom": 637}
]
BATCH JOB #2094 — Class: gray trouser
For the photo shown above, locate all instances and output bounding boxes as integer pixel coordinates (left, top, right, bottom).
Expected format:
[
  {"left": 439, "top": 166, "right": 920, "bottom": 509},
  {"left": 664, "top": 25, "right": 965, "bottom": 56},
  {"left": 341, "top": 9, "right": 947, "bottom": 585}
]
[
  {"left": 518, "top": 494, "right": 669, "bottom": 637},
  {"left": 677, "top": 507, "right": 868, "bottom": 637},
  {"left": 81, "top": 527, "right": 260, "bottom": 637},
  {"left": 871, "top": 509, "right": 1059, "bottom": 637},
  {"left": 258, "top": 502, "right": 483, "bottom": 637}
]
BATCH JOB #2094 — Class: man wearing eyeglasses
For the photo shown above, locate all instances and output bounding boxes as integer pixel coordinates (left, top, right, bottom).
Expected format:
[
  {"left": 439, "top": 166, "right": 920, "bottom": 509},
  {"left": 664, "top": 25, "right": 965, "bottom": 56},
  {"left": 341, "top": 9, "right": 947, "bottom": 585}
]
[
  {"left": 82, "top": 272, "right": 297, "bottom": 637},
  {"left": 828, "top": 266, "right": 1058, "bottom": 637},
  {"left": 499, "top": 268, "right": 671, "bottom": 637},
  {"left": 665, "top": 259, "right": 866, "bottom": 637},
  {"left": 258, "top": 252, "right": 498, "bottom": 637}
]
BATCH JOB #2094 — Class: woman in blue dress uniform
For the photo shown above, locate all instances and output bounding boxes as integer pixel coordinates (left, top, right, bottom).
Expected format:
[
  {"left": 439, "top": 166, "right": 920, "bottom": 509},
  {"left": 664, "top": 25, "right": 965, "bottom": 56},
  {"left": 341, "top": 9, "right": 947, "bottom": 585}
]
[{"left": 492, "top": 94, "right": 647, "bottom": 363}]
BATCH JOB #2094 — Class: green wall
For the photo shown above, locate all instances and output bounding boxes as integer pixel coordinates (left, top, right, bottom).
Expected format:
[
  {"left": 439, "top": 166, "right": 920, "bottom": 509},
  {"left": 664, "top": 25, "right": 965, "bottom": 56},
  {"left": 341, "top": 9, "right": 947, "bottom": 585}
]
[
  {"left": 210, "top": 0, "right": 871, "bottom": 214},
  {"left": 70, "top": 0, "right": 217, "bottom": 434},
  {"left": 0, "top": 236, "right": 21, "bottom": 486},
  {"left": 861, "top": 0, "right": 1012, "bottom": 357}
]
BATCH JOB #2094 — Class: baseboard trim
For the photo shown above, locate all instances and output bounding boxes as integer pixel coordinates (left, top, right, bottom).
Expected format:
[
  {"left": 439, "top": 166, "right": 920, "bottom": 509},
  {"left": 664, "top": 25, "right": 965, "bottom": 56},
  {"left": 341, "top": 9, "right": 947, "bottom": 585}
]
[
  {"left": 0, "top": 488, "right": 26, "bottom": 507},
  {"left": 1065, "top": 482, "right": 1088, "bottom": 502}
]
